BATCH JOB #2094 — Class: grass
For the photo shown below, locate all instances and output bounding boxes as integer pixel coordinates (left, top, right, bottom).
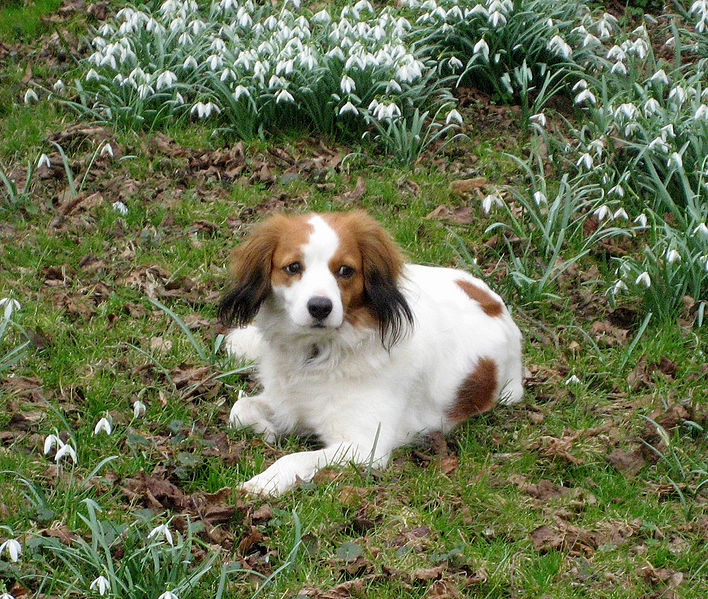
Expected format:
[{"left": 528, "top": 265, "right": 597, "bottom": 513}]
[
  {"left": 0, "top": 0, "right": 64, "bottom": 42},
  {"left": 0, "top": 1, "right": 707, "bottom": 599}
]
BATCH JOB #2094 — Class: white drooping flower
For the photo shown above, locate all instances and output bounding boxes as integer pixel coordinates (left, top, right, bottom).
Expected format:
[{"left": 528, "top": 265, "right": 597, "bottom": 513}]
[
  {"left": 613, "top": 280, "right": 628, "bottom": 293},
  {"left": 649, "top": 69, "right": 669, "bottom": 85},
  {"left": 100, "top": 143, "right": 114, "bottom": 158},
  {"left": 665, "top": 249, "right": 681, "bottom": 263},
  {"left": 532, "top": 191, "right": 547, "bottom": 205},
  {"left": 634, "top": 214, "right": 648, "bottom": 227},
  {"left": 112, "top": 201, "right": 129, "bottom": 215},
  {"left": 613, "top": 208, "right": 628, "bottom": 220},
  {"left": 156, "top": 70, "right": 177, "bottom": 90},
  {"left": 693, "top": 222, "right": 708, "bottom": 237},
  {"left": 157, "top": 592, "right": 179, "bottom": 599},
  {"left": 576, "top": 152, "right": 594, "bottom": 170},
  {"left": 667, "top": 152, "right": 683, "bottom": 169},
  {"left": 90, "top": 575, "right": 110, "bottom": 596},
  {"left": 53, "top": 79, "right": 66, "bottom": 94},
  {"left": 473, "top": 38, "right": 489, "bottom": 59},
  {"left": 593, "top": 205, "right": 611, "bottom": 221},
  {"left": 445, "top": 109, "right": 463, "bottom": 126},
  {"left": 133, "top": 400, "right": 147, "bottom": 418},
  {"left": 548, "top": 35, "right": 572, "bottom": 59},
  {"left": 93, "top": 417, "right": 112, "bottom": 435},
  {"left": 340, "top": 75, "right": 356, "bottom": 94},
  {"left": 24, "top": 88, "right": 39, "bottom": 104},
  {"left": 0, "top": 539, "right": 21, "bottom": 562},
  {"left": 574, "top": 89, "right": 596, "bottom": 106},
  {"left": 55, "top": 442, "right": 78, "bottom": 464},
  {"left": 148, "top": 524, "right": 174, "bottom": 546},
  {"left": 481, "top": 194, "right": 502, "bottom": 214},
  {"left": 635, "top": 272, "right": 651, "bottom": 288},
  {"left": 275, "top": 89, "right": 294, "bottom": 104},
  {"left": 339, "top": 101, "right": 358, "bottom": 116},
  {"left": 530, "top": 113, "right": 546, "bottom": 127},
  {"left": 565, "top": 375, "right": 581, "bottom": 385}
]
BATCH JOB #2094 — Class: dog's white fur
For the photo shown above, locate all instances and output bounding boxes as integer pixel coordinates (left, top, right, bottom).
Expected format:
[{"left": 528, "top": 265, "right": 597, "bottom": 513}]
[{"left": 223, "top": 213, "right": 523, "bottom": 496}]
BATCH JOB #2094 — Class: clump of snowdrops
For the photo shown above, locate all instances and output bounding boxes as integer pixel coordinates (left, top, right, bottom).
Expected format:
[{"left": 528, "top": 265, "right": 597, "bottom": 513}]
[
  {"left": 66, "top": 0, "right": 458, "bottom": 155},
  {"left": 407, "top": 0, "right": 615, "bottom": 119},
  {"left": 529, "top": 4, "right": 708, "bottom": 324}
]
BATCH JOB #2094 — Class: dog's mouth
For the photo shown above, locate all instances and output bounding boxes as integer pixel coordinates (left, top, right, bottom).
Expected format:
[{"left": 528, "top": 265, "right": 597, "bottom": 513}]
[{"left": 310, "top": 323, "right": 326, "bottom": 329}]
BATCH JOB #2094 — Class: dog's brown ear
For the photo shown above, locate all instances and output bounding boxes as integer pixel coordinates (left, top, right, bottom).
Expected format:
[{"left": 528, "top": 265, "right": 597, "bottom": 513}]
[
  {"left": 218, "top": 216, "right": 283, "bottom": 327},
  {"left": 352, "top": 211, "right": 413, "bottom": 347}
]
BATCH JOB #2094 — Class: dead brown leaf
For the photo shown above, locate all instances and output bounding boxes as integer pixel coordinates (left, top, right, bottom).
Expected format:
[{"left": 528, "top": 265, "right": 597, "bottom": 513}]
[
  {"left": 449, "top": 177, "right": 487, "bottom": 194},
  {"left": 424, "top": 579, "right": 463, "bottom": 599},
  {"left": 606, "top": 448, "right": 646, "bottom": 476},
  {"left": 39, "top": 521, "right": 77, "bottom": 545},
  {"left": 509, "top": 474, "right": 571, "bottom": 500}
]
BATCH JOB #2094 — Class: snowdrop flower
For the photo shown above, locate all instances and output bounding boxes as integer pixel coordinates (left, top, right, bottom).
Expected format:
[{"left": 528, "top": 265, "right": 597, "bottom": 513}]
[
  {"left": 182, "top": 56, "right": 198, "bottom": 70},
  {"left": 93, "top": 417, "right": 112, "bottom": 435},
  {"left": 55, "top": 442, "right": 78, "bottom": 464},
  {"left": 532, "top": 191, "right": 547, "bottom": 205},
  {"left": 340, "top": 75, "right": 356, "bottom": 94},
  {"left": 693, "top": 222, "right": 708, "bottom": 237},
  {"left": 565, "top": 375, "right": 581, "bottom": 385},
  {"left": 666, "top": 249, "right": 681, "bottom": 263},
  {"left": 85, "top": 69, "right": 100, "bottom": 82},
  {"left": 312, "top": 9, "right": 330, "bottom": 24},
  {"left": 445, "top": 109, "right": 463, "bottom": 126},
  {"left": 667, "top": 152, "right": 683, "bottom": 169},
  {"left": 137, "top": 84, "right": 154, "bottom": 100},
  {"left": 613, "top": 208, "right": 628, "bottom": 220},
  {"left": 90, "top": 575, "right": 110, "bottom": 595},
  {"left": 385, "top": 80, "right": 402, "bottom": 94},
  {"left": 630, "top": 38, "right": 648, "bottom": 59},
  {"left": 275, "top": 89, "right": 294, "bottom": 104},
  {"left": 576, "top": 152, "right": 594, "bottom": 170},
  {"left": 133, "top": 400, "right": 146, "bottom": 418},
  {"left": 611, "top": 62, "right": 627, "bottom": 76},
  {"left": 24, "top": 88, "right": 39, "bottom": 104},
  {"left": 634, "top": 214, "right": 648, "bottom": 227},
  {"left": 643, "top": 98, "right": 661, "bottom": 116},
  {"left": 0, "top": 297, "right": 21, "bottom": 321},
  {"left": 694, "top": 104, "right": 708, "bottom": 119},
  {"left": 233, "top": 85, "right": 250, "bottom": 101},
  {"left": 339, "top": 101, "right": 358, "bottom": 116},
  {"left": 635, "top": 272, "right": 651, "bottom": 287},
  {"left": 148, "top": 524, "right": 174, "bottom": 546},
  {"left": 112, "top": 201, "right": 128, "bottom": 215},
  {"left": 593, "top": 205, "right": 611, "bottom": 221},
  {"left": 648, "top": 137, "right": 669, "bottom": 152},
  {"left": 36, "top": 154, "right": 51, "bottom": 169},
  {"left": 0, "top": 592, "right": 15, "bottom": 599},
  {"left": 488, "top": 10, "right": 506, "bottom": 27},
  {"left": 613, "top": 280, "right": 628, "bottom": 293},
  {"left": 606, "top": 45, "right": 626, "bottom": 61},
  {"left": 660, "top": 123, "right": 675, "bottom": 139},
  {"left": 574, "top": 89, "right": 596, "bottom": 106},
  {"left": 100, "top": 143, "right": 113, "bottom": 158},
  {"left": 448, "top": 56, "right": 463, "bottom": 71},
  {"left": 615, "top": 103, "right": 637, "bottom": 120},
  {"left": 669, "top": 86, "right": 686, "bottom": 105},
  {"left": 548, "top": 35, "right": 572, "bottom": 59},
  {"left": 481, "top": 194, "right": 503, "bottom": 214},
  {"left": 609, "top": 184, "right": 624, "bottom": 197},
  {"left": 156, "top": 70, "right": 177, "bottom": 90},
  {"left": 43, "top": 433, "right": 61, "bottom": 455},
  {"left": 649, "top": 69, "right": 669, "bottom": 85},
  {"left": 158, "top": 592, "right": 179, "bottom": 599},
  {"left": 473, "top": 38, "right": 489, "bottom": 59},
  {"left": 572, "top": 80, "right": 588, "bottom": 92},
  {"left": 530, "top": 113, "right": 546, "bottom": 127},
  {"left": 0, "top": 539, "right": 21, "bottom": 562},
  {"left": 53, "top": 79, "right": 66, "bottom": 94}
]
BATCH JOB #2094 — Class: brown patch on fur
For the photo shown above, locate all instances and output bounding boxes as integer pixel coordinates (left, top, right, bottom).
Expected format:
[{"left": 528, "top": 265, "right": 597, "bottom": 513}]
[
  {"left": 232, "top": 216, "right": 312, "bottom": 286},
  {"left": 324, "top": 211, "right": 405, "bottom": 330},
  {"left": 448, "top": 357, "right": 498, "bottom": 423},
  {"left": 456, "top": 279, "right": 503, "bottom": 317}
]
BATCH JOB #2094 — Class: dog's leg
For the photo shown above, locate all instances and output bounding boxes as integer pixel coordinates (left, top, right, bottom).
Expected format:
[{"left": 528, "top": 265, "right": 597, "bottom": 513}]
[
  {"left": 240, "top": 438, "right": 393, "bottom": 497},
  {"left": 229, "top": 392, "right": 278, "bottom": 443}
]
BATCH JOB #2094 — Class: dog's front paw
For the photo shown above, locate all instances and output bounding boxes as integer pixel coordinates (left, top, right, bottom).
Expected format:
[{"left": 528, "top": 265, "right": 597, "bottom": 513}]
[{"left": 239, "top": 453, "right": 318, "bottom": 497}]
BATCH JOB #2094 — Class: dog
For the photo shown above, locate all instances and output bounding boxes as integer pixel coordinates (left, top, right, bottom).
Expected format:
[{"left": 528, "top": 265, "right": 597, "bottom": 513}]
[{"left": 219, "top": 211, "right": 523, "bottom": 496}]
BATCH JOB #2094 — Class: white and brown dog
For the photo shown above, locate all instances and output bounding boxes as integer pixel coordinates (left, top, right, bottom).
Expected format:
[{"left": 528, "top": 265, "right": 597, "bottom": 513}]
[{"left": 219, "top": 211, "right": 523, "bottom": 496}]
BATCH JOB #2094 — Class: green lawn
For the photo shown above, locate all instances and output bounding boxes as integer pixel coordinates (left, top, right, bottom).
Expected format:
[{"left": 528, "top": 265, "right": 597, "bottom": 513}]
[{"left": 0, "top": 2, "right": 706, "bottom": 598}]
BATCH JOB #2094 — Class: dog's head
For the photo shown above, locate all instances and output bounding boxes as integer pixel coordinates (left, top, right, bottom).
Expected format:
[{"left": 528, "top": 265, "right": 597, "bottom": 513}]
[{"left": 218, "top": 211, "right": 412, "bottom": 347}]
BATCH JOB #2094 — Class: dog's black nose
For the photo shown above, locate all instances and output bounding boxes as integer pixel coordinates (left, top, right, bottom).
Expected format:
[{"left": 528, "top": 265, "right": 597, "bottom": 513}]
[{"left": 307, "top": 296, "right": 333, "bottom": 321}]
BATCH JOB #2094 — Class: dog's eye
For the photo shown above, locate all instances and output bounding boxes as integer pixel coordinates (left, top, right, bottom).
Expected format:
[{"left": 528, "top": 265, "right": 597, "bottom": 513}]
[
  {"left": 337, "top": 265, "right": 355, "bottom": 278},
  {"left": 283, "top": 262, "right": 301, "bottom": 275}
]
